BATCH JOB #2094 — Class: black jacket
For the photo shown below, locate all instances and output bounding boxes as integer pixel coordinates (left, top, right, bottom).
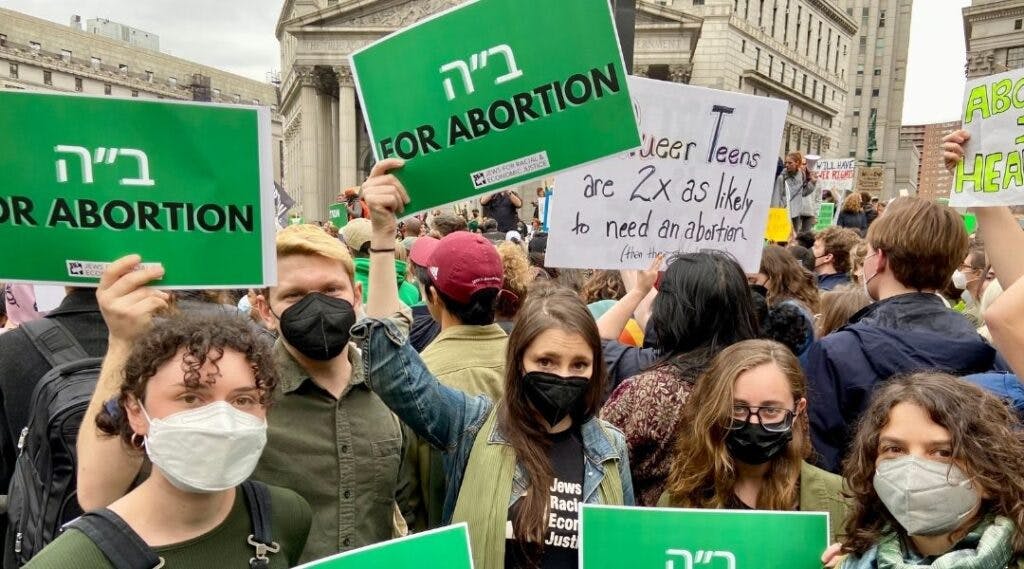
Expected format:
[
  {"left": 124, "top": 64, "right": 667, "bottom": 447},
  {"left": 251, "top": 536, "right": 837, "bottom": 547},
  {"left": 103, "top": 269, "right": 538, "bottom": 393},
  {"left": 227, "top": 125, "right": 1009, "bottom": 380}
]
[
  {"left": 801, "top": 293, "right": 997, "bottom": 472},
  {"left": 836, "top": 211, "right": 867, "bottom": 235}
]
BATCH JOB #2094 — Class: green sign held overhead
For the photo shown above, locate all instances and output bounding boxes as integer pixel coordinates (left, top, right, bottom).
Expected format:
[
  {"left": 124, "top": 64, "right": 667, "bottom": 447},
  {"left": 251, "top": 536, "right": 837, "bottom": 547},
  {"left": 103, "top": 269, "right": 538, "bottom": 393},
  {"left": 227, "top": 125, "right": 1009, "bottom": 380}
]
[
  {"left": 0, "top": 91, "right": 276, "bottom": 288},
  {"left": 328, "top": 203, "right": 347, "bottom": 228},
  {"left": 294, "top": 524, "right": 472, "bottom": 569},
  {"left": 814, "top": 202, "right": 836, "bottom": 232},
  {"left": 350, "top": 0, "right": 640, "bottom": 214},
  {"left": 580, "top": 505, "right": 829, "bottom": 569}
]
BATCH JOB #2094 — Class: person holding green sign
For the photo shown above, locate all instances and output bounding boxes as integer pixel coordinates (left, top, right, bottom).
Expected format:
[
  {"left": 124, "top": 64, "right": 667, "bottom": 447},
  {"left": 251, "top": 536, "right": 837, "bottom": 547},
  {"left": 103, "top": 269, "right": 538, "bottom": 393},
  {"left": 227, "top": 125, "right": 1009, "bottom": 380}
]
[
  {"left": 660, "top": 339, "right": 849, "bottom": 546},
  {"left": 352, "top": 159, "right": 634, "bottom": 569},
  {"left": 828, "top": 372, "right": 1024, "bottom": 569}
]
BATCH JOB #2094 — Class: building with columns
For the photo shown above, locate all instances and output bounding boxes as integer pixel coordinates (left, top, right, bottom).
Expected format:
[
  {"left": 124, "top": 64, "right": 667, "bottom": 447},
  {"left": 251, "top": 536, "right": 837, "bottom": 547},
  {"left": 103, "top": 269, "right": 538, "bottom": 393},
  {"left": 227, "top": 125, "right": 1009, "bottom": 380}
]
[
  {"left": 277, "top": 0, "right": 855, "bottom": 220},
  {"left": 964, "top": 0, "right": 1024, "bottom": 79}
]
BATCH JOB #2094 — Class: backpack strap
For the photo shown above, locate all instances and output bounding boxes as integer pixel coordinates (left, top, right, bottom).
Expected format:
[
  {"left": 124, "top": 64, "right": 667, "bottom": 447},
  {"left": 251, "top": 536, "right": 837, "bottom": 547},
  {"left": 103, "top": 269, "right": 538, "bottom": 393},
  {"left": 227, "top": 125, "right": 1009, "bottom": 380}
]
[
  {"left": 241, "top": 480, "right": 279, "bottom": 569},
  {"left": 66, "top": 509, "right": 164, "bottom": 569},
  {"left": 20, "top": 319, "right": 89, "bottom": 367}
]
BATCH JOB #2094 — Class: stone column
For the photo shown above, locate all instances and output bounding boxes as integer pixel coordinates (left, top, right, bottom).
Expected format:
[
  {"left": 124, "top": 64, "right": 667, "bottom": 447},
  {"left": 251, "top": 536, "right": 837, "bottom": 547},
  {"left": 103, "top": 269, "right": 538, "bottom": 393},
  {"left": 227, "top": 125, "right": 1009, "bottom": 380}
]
[
  {"left": 296, "top": 66, "right": 323, "bottom": 221},
  {"left": 336, "top": 65, "right": 359, "bottom": 192},
  {"left": 668, "top": 64, "right": 689, "bottom": 83}
]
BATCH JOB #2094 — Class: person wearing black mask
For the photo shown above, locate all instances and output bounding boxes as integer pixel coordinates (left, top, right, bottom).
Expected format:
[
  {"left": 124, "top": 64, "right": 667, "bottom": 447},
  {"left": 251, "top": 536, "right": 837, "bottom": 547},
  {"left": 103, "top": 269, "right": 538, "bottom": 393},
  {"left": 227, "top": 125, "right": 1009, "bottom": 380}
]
[
  {"left": 355, "top": 159, "right": 634, "bottom": 569},
  {"left": 659, "top": 340, "right": 850, "bottom": 546},
  {"left": 76, "top": 226, "right": 420, "bottom": 565}
]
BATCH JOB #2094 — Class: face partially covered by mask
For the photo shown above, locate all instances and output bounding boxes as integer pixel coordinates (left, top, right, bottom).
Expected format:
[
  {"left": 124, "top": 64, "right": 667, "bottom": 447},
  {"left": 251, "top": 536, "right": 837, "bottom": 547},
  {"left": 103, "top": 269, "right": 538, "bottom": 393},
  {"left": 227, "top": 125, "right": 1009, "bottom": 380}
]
[
  {"left": 275, "top": 292, "right": 357, "bottom": 361},
  {"left": 873, "top": 455, "right": 981, "bottom": 536},
  {"left": 143, "top": 401, "right": 267, "bottom": 493},
  {"left": 522, "top": 371, "right": 589, "bottom": 427}
]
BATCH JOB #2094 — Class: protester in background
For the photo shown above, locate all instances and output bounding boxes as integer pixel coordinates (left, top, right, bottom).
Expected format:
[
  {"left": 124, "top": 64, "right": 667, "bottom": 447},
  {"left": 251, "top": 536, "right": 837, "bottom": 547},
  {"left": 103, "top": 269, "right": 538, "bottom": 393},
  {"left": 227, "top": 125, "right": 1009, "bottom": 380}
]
[
  {"left": 344, "top": 187, "right": 368, "bottom": 221},
  {"left": 951, "top": 247, "right": 988, "bottom": 326},
  {"left": 874, "top": 201, "right": 887, "bottom": 218},
  {"left": 480, "top": 217, "right": 505, "bottom": 243},
  {"left": 795, "top": 232, "right": 817, "bottom": 250},
  {"left": 580, "top": 271, "right": 627, "bottom": 306},
  {"left": 342, "top": 218, "right": 420, "bottom": 307},
  {"left": 402, "top": 217, "right": 424, "bottom": 251},
  {"left": 26, "top": 315, "right": 312, "bottom": 568},
  {"left": 772, "top": 152, "right": 815, "bottom": 233},
  {"left": 814, "top": 227, "right": 860, "bottom": 291},
  {"left": 799, "top": 165, "right": 820, "bottom": 232},
  {"left": 749, "top": 245, "right": 819, "bottom": 354},
  {"left": 759, "top": 303, "right": 815, "bottom": 356},
  {"left": 789, "top": 246, "right": 817, "bottom": 273},
  {"left": 850, "top": 241, "right": 869, "bottom": 286},
  {"left": 468, "top": 209, "right": 482, "bottom": 233},
  {"left": 661, "top": 340, "right": 848, "bottom": 544},
  {"left": 431, "top": 213, "right": 468, "bottom": 237},
  {"left": 601, "top": 253, "right": 759, "bottom": 505},
  {"left": 406, "top": 231, "right": 510, "bottom": 531},
  {"left": 527, "top": 232, "right": 557, "bottom": 280},
  {"left": 828, "top": 373, "right": 1024, "bottom": 569},
  {"left": 803, "top": 197, "right": 995, "bottom": 473},
  {"left": 357, "top": 159, "right": 633, "bottom": 568},
  {"left": 480, "top": 190, "right": 523, "bottom": 233},
  {"left": 860, "top": 192, "right": 878, "bottom": 227},
  {"left": 0, "top": 287, "right": 109, "bottom": 548},
  {"left": 837, "top": 193, "right": 868, "bottom": 236},
  {"left": 816, "top": 288, "right": 872, "bottom": 338},
  {"left": 823, "top": 190, "right": 836, "bottom": 204},
  {"left": 495, "top": 241, "right": 534, "bottom": 332}
]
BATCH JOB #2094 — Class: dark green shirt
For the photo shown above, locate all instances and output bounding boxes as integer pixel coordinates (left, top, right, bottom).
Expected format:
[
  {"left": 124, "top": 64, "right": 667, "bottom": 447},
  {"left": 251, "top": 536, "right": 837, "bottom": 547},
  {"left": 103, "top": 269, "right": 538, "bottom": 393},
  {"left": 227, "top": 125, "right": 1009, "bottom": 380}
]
[
  {"left": 24, "top": 485, "right": 310, "bottom": 568},
  {"left": 252, "top": 341, "right": 419, "bottom": 564}
]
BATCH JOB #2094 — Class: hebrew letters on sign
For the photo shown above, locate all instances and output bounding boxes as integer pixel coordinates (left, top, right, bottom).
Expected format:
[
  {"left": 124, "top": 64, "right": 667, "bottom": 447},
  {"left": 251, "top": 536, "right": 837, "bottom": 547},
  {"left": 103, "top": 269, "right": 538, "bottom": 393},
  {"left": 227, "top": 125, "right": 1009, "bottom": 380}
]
[
  {"left": 440, "top": 44, "right": 523, "bottom": 101},
  {"left": 666, "top": 549, "right": 737, "bottom": 569},
  {"left": 55, "top": 145, "right": 155, "bottom": 186}
]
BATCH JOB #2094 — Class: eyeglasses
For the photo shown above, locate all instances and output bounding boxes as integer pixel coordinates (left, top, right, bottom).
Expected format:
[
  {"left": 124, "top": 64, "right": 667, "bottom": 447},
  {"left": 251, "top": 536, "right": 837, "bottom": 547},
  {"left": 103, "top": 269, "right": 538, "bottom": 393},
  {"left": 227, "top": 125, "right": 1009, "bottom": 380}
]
[{"left": 728, "top": 405, "right": 796, "bottom": 433}]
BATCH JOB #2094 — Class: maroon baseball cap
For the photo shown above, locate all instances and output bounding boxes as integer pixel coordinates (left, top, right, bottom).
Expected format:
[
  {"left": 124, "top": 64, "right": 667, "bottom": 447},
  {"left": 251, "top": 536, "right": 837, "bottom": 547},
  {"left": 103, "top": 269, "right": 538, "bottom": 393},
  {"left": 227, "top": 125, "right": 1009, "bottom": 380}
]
[
  {"left": 417, "top": 231, "right": 504, "bottom": 303},
  {"left": 409, "top": 236, "right": 440, "bottom": 268}
]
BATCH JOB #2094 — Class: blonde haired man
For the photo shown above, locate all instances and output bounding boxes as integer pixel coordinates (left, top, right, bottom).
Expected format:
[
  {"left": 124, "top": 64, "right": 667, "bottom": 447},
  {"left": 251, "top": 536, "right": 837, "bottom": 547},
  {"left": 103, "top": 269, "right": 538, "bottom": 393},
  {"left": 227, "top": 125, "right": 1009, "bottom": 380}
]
[
  {"left": 77, "top": 224, "right": 419, "bottom": 564},
  {"left": 802, "top": 198, "right": 996, "bottom": 473}
]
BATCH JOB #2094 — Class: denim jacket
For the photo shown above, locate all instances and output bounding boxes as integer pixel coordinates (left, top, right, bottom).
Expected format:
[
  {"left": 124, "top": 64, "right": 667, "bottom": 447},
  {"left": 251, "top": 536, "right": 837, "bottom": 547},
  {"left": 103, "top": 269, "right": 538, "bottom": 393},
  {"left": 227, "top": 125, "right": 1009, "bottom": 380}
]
[{"left": 351, "top": 317, "right": 635, "bottom": 524}]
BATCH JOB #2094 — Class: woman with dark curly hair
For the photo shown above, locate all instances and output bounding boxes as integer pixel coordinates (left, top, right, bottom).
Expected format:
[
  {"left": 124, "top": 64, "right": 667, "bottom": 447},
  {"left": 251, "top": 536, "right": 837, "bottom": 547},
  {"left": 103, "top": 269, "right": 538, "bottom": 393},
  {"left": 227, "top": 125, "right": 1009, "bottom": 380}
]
[
  {"left": 25, "top": 315, "right": 311, "bottom": 569},
  {"left": 825, "top": 372, "right": 1024, "bottom": 569}
]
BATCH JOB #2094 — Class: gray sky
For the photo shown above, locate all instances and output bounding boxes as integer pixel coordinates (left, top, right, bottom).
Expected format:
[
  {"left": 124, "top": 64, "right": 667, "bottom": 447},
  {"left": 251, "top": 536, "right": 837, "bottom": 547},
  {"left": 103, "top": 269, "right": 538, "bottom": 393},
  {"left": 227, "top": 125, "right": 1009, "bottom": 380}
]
[{"left": 3, "top": 0, "right": 970, "bottom": 124}]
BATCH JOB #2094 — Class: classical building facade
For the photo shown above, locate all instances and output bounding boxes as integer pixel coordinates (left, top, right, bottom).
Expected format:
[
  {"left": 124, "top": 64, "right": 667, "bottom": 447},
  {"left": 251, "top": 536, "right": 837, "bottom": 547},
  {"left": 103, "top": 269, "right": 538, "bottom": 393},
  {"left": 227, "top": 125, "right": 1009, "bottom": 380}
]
[
  {"left": 837, "top": 0, "right": 915, "bottom": 198},
  {"left": 0, "top": 7, "right": 283, "bottom": 182},
  {"left": 277, "top": 0, "right": 855, "bottom": 220},
  {"left": 964, "top": 0, "right": 1024, "bottom": 78}
]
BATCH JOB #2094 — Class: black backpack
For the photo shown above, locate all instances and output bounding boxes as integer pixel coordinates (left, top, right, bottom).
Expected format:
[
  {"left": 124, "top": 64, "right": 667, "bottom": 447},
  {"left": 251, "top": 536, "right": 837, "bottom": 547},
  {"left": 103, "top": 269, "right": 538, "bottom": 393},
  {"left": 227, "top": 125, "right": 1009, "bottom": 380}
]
[
  {"left": 4, "top": 319, "right": 102, "bottom": 567},
  {"left": 66, "top": 480, "right": 279, "bottom": 569}
]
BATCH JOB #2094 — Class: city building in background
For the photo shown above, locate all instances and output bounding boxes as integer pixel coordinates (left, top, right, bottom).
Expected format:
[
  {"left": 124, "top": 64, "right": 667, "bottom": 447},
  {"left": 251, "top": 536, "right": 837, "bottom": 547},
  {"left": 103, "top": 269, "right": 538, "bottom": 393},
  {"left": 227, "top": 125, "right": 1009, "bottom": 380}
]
[
  {"left": 964, "top": 0, "right": 1024, "bottom": 79},
  {"left": 839, "top": 0, "right": 916, "bottom": 199},
  {"left": 0, "top": 7, "right": 283, "bottom": 182},
  {"left": 900, "top": 120, "right": 961, "bottom": 202},
  {"left": 277, "top": 0, "right": 855, "bottom": 220}
]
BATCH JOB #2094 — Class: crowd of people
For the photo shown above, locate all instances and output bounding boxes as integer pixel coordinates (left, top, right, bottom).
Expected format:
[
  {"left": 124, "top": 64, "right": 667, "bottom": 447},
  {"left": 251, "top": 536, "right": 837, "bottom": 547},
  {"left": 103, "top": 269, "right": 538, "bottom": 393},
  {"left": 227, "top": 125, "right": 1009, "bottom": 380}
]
[{"left": 0, "top": 131, "right": 1023, "bottom": 568}]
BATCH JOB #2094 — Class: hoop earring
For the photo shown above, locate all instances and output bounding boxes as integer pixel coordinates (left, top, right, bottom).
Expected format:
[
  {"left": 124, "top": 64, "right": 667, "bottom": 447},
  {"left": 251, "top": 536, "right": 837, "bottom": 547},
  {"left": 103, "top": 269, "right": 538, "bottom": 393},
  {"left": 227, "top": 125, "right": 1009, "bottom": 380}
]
[{"left": 131, "top": 433, "right": 145, "bottom": 449}]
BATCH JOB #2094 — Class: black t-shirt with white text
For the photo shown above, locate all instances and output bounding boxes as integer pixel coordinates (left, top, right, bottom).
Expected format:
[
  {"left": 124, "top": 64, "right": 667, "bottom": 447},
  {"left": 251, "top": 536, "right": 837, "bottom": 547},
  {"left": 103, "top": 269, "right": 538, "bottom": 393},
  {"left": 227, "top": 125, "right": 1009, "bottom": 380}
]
[{"left": 505, "top": 427, "right": 585, "bottom": 569}]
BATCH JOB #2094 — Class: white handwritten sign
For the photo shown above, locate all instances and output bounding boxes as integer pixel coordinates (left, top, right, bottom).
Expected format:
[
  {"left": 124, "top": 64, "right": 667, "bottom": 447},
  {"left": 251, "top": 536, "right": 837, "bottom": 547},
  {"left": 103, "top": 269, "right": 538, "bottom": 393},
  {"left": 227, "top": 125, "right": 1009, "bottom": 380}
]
[
  {"left": 815, "top": 158, "right": 856, "bottom": 199},
  {"left": 952, "top": 67, "right": 1024, "bottom": 206},
  {"left": 545, "top": 77, "right": 787, "bottom": 273}
]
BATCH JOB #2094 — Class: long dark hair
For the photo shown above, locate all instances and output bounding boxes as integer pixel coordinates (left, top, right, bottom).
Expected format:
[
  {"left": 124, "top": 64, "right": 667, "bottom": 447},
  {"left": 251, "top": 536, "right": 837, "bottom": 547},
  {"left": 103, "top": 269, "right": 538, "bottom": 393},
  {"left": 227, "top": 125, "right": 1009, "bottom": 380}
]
[
  {"left": 499, "top": 284, "right": 606, "bottom": 551},
  {"left": 651, "top": 252, "right": 758, "bottom": 368},
  {"left": 842, "top": 372, "right": 1024, "bottom": 554}
]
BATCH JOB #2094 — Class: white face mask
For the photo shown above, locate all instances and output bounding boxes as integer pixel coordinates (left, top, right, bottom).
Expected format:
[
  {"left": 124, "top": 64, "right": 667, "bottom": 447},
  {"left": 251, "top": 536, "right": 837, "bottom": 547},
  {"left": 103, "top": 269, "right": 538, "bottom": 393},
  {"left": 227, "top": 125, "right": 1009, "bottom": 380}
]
[
  {"left": 873, "top": 455, "right": 980, "bottom": 536},
  {"left": 142, "top": 401, "right": 267, "bottom": 493},
  {"left": 951, "top": 269, "right": 969, "bottom": 291}
]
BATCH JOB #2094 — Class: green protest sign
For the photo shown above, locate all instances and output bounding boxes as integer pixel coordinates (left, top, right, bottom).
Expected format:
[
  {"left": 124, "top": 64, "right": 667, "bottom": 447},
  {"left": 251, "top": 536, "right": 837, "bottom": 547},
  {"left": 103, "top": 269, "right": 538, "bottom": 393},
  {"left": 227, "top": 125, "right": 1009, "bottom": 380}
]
[
  {"left": 581, "top": 505, "right": 829, "bottom": 569},
  {"left": 963, "top": 211, "right": 978, "bottom": 234},
  {"left": 0, "top": 91, "right": 276, "bottom": 288},
  {"left": 295, "top": 524, "right": 472, "bottom": 569},
  {"left": 328, "top": 203, "right": 347, "bottom": 228},
  {"left": 350, "top": 0, "right": 640, "bottom": 214},
  {"left": 814, "top": 202, "right": 835, "bottom": 232}
]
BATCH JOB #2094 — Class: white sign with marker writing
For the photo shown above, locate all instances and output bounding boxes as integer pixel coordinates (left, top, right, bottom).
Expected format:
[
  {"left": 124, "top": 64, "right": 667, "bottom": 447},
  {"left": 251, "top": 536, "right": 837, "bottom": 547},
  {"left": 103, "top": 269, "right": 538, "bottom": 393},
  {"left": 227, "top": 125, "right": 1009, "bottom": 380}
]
[{"left": 546, "top": 77, "right": 788, "bottom": 273}]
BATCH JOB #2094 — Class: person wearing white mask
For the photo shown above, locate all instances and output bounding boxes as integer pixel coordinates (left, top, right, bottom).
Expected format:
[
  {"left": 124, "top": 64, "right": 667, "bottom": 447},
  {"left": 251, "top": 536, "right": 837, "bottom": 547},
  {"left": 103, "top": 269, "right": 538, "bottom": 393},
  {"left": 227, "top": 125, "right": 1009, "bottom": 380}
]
[
  {"left": 951, "top": 248, "right": 988, "bottom": 326},
  {"left": 822, "top": 372, "right": 1024, "bottom": 569},
  {"left": 25, "top": 314, "right": 311, "bottom": 568}
]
